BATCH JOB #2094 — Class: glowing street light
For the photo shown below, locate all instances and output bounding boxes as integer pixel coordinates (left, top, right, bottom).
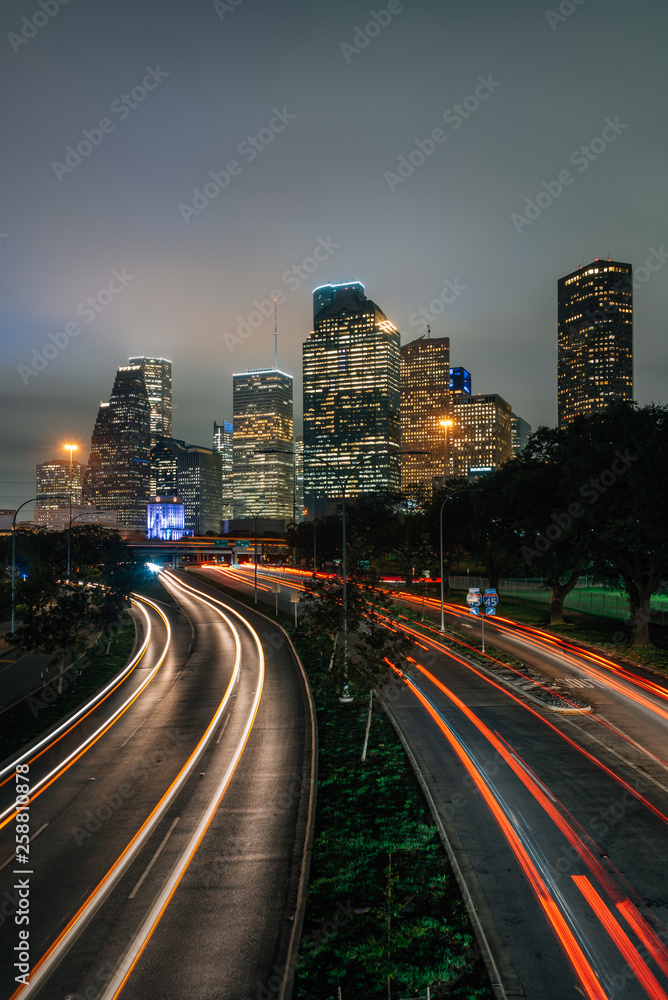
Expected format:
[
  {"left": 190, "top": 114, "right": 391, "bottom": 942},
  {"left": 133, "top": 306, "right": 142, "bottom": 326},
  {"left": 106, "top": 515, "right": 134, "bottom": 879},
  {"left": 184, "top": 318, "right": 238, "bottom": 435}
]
[{"left": 439, "top": 419, "right": 453, "bottom": 485}]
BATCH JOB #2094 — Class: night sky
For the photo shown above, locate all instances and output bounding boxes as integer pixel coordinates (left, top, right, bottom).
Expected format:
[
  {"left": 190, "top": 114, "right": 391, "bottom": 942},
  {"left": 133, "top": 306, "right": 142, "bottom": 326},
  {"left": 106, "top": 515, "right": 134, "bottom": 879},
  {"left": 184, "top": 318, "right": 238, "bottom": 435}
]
[{"left": 2, "top": 0, "right": 666, "bottom": 516}]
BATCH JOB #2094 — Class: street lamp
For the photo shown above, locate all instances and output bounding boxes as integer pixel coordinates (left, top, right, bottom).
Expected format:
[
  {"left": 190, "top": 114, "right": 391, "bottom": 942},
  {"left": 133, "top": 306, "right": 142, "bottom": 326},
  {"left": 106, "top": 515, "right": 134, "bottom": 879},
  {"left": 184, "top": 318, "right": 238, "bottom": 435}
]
[
  {"left": 438, "top": 419, "right": 453, "bottom": 486},
  {"left": 11, "top": 495, "right": 68, "bottom": 634},
  {"left": 232, "top": 501, "right": 261, "bottom": 603},
  {"left": 304, "top": 449, "right": 379, "bottom": 698},
  {"left": 439, "top": 490, "right": 466, "bottom": 633},
  {"left": 64, "top": 444, "right": 78, "bottom": 585}
]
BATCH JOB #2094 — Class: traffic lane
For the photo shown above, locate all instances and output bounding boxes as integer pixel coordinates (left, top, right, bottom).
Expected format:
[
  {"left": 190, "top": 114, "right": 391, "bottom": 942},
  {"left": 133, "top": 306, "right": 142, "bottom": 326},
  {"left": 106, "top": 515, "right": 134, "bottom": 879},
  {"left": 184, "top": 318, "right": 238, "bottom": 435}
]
[
  {"left": 33, "top": 574, "right": 263, "bottom": 1000},
  {"left": 0, "top": 591, "right": 239, "bottom": 998},
  {"left": 389, "top": 667, "right": 667, "bottom": 1000},
  {"left": 411, "top": 647, "right": 668, "bottom": 929},
  {"left": 391, "top": 594, "right": 668, "bottom": 763},
  {"left": 115, "top": 583, "right": 310, "bottom": 1000},
  {"left": 0, "top": 600, "right": 162, "bottom": 821}
]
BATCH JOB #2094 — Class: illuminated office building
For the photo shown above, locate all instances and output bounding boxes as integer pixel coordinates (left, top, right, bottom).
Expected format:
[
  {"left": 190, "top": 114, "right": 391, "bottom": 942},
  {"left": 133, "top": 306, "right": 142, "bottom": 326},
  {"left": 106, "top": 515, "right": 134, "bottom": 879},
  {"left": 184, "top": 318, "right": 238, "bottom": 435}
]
[
  {"left": 294, "top": 435, "right": 304, "bottom": 523},
  {"left": 303, "top": 282, "right": 400, "bottom": 514},
  {"left": 128, "top": 356, "right": 173, "bottom": 444},
  {"left": 557, "top": 260, "right": 633, "bottom": 427},
  {"left": 150, "top": 436, "right": 222, "bottom": 534},
  {"left": 147, "top": 498, "right": 189, "bottom": 540},
  {"left": 450, "top": 367, "right": 472, "bottom": 398},
  {"left": 233, "top": 368, "right": 294, "bottom": 521},
  {"left": 511, "top": 413, "right": 532, "bottom": 456},
  {"left": 83, "top": 365, "right": 151, "bottom": 529},
  {"left": 213, "top": 420, "right": 234, "bottom": 518},
  {"left": 451, "top": 393, "right": 512, "bottom": 479},
  {"left": 400, "top": 335, "right": 451, "bottom": 503},
  {"left": 36, "top": 459, "right": 84, "bottom": 508}
]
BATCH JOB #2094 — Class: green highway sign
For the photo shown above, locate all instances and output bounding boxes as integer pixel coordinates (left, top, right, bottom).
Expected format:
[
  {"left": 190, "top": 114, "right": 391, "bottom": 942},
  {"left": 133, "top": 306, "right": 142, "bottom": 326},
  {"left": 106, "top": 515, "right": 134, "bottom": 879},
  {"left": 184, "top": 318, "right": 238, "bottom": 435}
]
[{"left": 235, "top": 539, "right": 250, "bottom": 549}]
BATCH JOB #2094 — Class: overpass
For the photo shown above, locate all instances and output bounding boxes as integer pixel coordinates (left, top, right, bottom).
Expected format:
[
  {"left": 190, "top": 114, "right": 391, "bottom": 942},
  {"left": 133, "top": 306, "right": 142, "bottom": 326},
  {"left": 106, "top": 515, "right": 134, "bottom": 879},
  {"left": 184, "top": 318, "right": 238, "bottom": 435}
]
[{"left": 126, "top": 535, "right": 288, "bottom": 567}]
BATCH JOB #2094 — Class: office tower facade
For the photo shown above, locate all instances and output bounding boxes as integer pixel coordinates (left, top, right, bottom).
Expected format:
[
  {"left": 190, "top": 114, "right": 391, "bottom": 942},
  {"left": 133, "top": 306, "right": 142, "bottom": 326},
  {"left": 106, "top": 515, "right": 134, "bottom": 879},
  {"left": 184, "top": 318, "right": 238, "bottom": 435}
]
[
  {"left": 151, "top": 436, "right": 180, "bottom": 497},
  {"left": 451, "top": 393, "right": 513, "bottom": 478},
  {"left": 128, "top": 356, "right": 173, "bottom": 444},
  {"left": 83, "top": 365, "right": 151, "bottom": 529},
  {"left": 511, "top": 413, "right": 532, "bottom": 456},
  {"left": 450, "top": 367, "right": 472, "bottom": 398},
  {"left": 147, "top": 499, "right": 188, "bottom": 540},
  {"left": 557, "top": 260, "right": 633, "bottom": 427},
  {"left": 36, "top": 459, "right": 84, "bottom": 508},
  {"left": 233, "top": 369, "right": 294, "bottom": 521},
  {"left": 400, "top": 335, "right": 451, "bottom": 503},
  {"left": 213, "top": 420, "right": 234, "bottom": 518},
  {"left": 303, "top": 282, "right": 401, "bottom": 514},
  {"left": 294, "top": 435, "right": 304, "bottom": 523},
  {"left": 177, "top": 446, "right": 222, "bottom": 535}
]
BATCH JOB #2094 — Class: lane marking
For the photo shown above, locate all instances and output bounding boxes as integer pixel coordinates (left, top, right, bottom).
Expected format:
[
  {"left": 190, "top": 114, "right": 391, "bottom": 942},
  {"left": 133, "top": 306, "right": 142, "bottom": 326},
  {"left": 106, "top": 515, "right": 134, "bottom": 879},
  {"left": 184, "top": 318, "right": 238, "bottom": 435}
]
[
  {"left": 128, "top": 818, "right": 180, "bottom": 900},
  {"left": 0, "top": 823, "right": 49, "bottom": 872},
  {"left": 120, "top": 718, "right": 148, "bottom": 748},
  {"left": 216, "top": 713, "right": 231, "bottom": 745}
]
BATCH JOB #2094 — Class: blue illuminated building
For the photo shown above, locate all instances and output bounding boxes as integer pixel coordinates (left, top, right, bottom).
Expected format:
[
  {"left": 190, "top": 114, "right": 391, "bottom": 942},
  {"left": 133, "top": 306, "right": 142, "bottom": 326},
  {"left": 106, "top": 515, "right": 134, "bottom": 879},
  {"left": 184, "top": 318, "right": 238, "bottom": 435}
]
[
  {"left": 147, "top": 497, "right": 191, "bottom": 540},
  {"left": 449, "top": 367, "right": 472, "bottom": 397}
]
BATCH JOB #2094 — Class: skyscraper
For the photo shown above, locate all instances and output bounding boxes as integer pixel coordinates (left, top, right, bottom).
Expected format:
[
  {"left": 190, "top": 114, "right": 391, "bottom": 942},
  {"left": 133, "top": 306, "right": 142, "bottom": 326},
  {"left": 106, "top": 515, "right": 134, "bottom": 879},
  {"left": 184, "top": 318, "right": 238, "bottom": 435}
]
[
  {"left": 83, "top": 365, "right": 151, "bottom": 529},
  {"left": 557, "top": 259, "right": 633, "bottom": 427},
  {"left": 511, "top": 413, "right": 532, "bottom": 456},
  {"left": 149, "top": 436, "right": 222, "bottom": 534},
  {"left": 233, "top": 368, "right": 294, "bottom": 521},
  {"left": 36, "top": 459, "right": 84, "bottom": 508},
  {"left": 303, "top": 282, "right": 401, "bottom": 514},
  {"left": 400, "top": 335, "right": 451, "bottom": 503},
  {"left": 128, "top": 357, "right": 173, "bottom": 443},
  {"left": 450, "top": 367, "right": 472, "bottom": 398},
  {"left": 451, "top": 393, "right": 513, "bottom": 478},
  {"left": 213, "top": 420, "right": 234, "bottom": 518}
]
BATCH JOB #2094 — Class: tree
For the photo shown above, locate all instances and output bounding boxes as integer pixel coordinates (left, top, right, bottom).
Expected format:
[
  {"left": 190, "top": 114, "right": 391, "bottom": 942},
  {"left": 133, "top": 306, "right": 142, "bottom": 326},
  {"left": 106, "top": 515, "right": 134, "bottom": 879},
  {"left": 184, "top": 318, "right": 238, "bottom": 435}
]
[
  {"left": 421, "top": 482, "right": 474, "bottom": 596},
  {"left": 559, "top": 403, "right": 668, "bottom": 647}
]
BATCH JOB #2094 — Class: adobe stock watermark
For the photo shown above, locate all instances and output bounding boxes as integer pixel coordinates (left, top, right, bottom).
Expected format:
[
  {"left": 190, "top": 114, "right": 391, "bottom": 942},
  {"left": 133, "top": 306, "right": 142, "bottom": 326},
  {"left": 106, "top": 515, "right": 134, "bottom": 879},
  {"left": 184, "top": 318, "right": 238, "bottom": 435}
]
[
  {"left": 408, "top": 277, "right": 468, "bottom": 332},
  {"left": 511, "top": 116, "right": 628, "bottom": 234},
  {"left": 8, "top": 0, "right": 72, "bottom": 54},
  {"left": 340, "top": 0, "right": 414, "bottom": 63},
  {"left": 178, "top": 106, "right": 296, "bottom": 224},
  {"left": 51, "top": 67, "right": 169, "bottom": 182},
  {"left": 213, "top": 0, "right": 245, "bottom": 20},
  {"left": 383, "top": 74, "right": 502, "bottom": 192},
  {"left": 222, "top": 236, "right": 340, "bottom": 352},
  {"left": 521, "top": 449, "right": 638, "bottom": 566},
  {"left": 545, "top": 0, "right": 586, "bottom": 31},
  {"left": 17, "top": 267, "right": 136, "bottom": 385}
]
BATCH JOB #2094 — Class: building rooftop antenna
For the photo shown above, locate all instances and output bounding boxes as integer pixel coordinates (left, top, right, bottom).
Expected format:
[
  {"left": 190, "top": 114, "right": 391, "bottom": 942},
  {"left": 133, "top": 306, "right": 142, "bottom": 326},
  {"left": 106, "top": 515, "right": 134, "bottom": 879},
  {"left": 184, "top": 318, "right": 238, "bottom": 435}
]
[
  {"left": 427, "top": 323, "right": 431, "bottom": 339},
  {"left": 274, "top": 298, "right": 278, "bottom": 370}
]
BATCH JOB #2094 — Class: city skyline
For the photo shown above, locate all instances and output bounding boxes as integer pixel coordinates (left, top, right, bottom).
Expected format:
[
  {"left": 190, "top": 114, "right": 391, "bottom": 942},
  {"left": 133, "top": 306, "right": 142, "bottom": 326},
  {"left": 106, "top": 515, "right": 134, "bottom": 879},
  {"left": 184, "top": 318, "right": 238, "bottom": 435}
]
[{"left": 2, "top": 0, "right": 667, "bottom": 515}]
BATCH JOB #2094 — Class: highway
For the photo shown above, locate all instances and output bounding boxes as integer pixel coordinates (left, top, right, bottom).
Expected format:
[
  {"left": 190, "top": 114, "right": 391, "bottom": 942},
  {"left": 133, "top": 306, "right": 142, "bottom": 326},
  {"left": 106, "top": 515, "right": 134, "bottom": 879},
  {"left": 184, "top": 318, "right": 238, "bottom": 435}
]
[
  {"left": 216, "top": 563, "right": 668, "bottom": 1000},
  {"left": 0, "top": 570, "right": 315, "bottom": 1000}
]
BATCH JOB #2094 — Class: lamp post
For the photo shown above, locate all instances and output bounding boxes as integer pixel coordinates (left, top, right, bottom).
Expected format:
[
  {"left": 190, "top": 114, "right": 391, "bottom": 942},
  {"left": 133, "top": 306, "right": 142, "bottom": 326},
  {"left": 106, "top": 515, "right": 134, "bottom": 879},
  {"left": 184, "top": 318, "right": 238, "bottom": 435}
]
[
  {"left": 232, "top": 501, "right": 261, "bottom": 603},
  {"left": 438, "top": 419, "right": 453, "bottom": 486},
  {"left": 64, "top": 444, "right": 78, "bottom": 585},
  {"left": 11, "top": 495, "right": 68, "bottom": 634},
  {"left": 439, "top": 490, "right": 466, "bottom": 633},
  {"left": 304, "top": 449, "right": 379, "bottom": 697}
]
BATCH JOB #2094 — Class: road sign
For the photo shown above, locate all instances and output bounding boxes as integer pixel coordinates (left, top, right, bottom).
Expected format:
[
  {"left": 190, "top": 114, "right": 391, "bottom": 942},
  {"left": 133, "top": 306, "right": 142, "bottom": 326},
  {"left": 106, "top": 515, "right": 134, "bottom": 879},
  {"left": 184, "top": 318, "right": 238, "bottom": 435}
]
[
  {"left": 466, "top": 588, "right": 482, "bottom": 607},
  {"left": 469, "top": 607, "right": 479, "bottom": 615},
  {"left": 214, "top": 540, "right": 227, "bottom": 548},
  {"left": 423, "top": 570, "right": 431, "bottom": 578},
  {"left": 235, "top": 539, "right": 250, "bottom": 549},
  {"left": 482, "top": 589, "right": 499, "bottom": 608},
  {"left": 485, "top": 607, "right": 496, "bottom": 615}
]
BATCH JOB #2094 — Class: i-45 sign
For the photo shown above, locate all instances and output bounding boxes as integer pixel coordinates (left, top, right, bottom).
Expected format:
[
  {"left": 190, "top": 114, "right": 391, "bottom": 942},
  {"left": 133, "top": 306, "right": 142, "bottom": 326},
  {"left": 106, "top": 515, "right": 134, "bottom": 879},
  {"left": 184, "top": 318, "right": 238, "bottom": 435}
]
[{"left": 483, "top": 590, "right": 498, "bottom": 608}]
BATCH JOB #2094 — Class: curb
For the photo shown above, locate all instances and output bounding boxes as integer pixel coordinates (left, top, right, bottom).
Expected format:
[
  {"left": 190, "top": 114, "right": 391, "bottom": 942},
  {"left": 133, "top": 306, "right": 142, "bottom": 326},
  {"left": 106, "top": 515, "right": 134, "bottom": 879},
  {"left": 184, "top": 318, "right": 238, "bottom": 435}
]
[{"left": 380, "top": 694, "right": 524, "bottom": 1000}]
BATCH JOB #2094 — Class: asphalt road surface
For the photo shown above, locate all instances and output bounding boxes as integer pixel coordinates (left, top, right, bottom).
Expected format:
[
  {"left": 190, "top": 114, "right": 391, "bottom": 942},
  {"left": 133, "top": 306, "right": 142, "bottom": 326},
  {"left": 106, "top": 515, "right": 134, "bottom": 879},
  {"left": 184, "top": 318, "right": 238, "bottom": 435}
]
[
  {"left": 0, "top": 572, "right": 314, "bottom": 1000},
  {"left": 217, "top": 564, "right": 668, "bottom": 1000}
]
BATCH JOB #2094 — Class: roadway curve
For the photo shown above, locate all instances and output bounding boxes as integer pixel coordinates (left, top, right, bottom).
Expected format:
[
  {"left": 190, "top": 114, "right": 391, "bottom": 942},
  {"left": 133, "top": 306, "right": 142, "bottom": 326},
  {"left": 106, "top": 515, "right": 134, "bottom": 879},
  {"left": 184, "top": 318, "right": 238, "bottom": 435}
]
[
  {"left": 0, "top": 572, "right": 315, "bottom": 1000},
  {"left": 215, "top": 564, "right": 668, "bottom": 1000}
]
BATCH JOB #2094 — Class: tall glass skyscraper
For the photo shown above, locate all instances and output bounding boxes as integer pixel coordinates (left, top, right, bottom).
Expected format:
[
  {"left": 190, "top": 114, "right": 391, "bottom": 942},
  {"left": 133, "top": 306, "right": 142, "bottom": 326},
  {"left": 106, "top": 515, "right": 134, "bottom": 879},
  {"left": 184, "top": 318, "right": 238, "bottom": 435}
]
[
  {"left": 400, "top": 335, "right": 451, "bottom": 503},
  {"left": 232, "top": 369, "right": 294, "bottom": 521},
  {"left": 83, "top": 365, "right": 151, "bottom": 529},
  {"left": 303, "top": 282, "right": 400, "bottom": 514},
  {"left": 36, "top": 459, "right": 84, "bottom": 508},
  {"left": 128, "top": 357, "right": 173, "bottom": 444},
  {"left": 557, "top": 260, "right": 633, "bottom": 427},
  {"left": 213, "top": 420, "right": 234, "bottom": 518}
]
